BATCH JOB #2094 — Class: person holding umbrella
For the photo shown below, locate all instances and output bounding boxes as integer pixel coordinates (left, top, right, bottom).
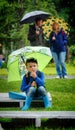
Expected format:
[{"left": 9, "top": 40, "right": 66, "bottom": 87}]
[
  {"left": 28, "top": 17, "right": 45, "bottom": 46},
  {"left": 20, "top": 10, "right": 50, "bottom": 46},
  {"left": 21, "top": 57, "right": 52, "bottom": 110}
]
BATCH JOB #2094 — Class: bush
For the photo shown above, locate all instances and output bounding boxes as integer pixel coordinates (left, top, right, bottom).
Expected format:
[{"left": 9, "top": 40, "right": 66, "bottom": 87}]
[
  {"left": 69, "top": 45, "right": 75, "bottom": 55},
  {"left": 69, "top": 45, "right": 75, "bottom": 65},
  {"left": 2, "top": 62, "right": 7, "bottom": 68}
]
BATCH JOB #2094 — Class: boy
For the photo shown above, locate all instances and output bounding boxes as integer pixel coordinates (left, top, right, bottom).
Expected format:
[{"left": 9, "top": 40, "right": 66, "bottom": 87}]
[{"left": 21, "top": 57, "right": 52, "bottom": 110}]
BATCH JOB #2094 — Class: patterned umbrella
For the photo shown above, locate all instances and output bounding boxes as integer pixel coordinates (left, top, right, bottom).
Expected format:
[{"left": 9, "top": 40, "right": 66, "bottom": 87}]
[{"left": 7, "top": 46, "right": 52, "bottom": 82}]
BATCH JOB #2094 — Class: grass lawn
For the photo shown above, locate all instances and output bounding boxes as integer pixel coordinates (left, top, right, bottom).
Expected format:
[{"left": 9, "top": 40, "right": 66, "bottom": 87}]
[
  {"left": 0, "top": 63, "right": 75, "bottom": 76},
  {"left": 43, "top": 63, "right": 75, "bottom": 75},
  {"left": 0, "top": 63, "right": 75, "bottom": 130},
  {"left": 0, "top": 63, "right": 75, "bottom": 111},
  {"left": 0, "top": 78, "right": 75, "bottom": 111}
]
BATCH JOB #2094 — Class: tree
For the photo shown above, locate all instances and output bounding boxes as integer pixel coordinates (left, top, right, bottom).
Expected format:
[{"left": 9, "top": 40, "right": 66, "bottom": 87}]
[
  {"left": 0, "top": 0, "right": 73, "bottom": 60},
  {"left": 53, "top": 0, "right": 75, "bottom": 45}
]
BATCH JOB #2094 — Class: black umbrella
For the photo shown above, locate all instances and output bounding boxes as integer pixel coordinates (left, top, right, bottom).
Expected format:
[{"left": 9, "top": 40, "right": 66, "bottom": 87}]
[{"left": 20, "top": 10, "right": 50, "bottom": 24}]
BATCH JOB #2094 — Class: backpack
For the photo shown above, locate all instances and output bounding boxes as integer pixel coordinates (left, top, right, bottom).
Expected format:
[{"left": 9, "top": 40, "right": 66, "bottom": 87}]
[{"left": 62, "top": 30, "right": 69, "bottom": 62}]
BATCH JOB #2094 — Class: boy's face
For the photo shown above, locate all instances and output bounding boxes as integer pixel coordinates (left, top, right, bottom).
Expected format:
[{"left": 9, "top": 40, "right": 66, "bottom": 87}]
[{"left": 26, "top": 62, "right": 38, "bottom": 73}]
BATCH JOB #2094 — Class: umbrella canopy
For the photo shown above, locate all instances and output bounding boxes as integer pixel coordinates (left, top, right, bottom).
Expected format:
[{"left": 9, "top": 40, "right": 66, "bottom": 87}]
[
  {"left": 7, "top": 46, "right": 52, "bottom": 82},
  {"left": 20, "top": 10, "right": 50, "bottom": 24}
]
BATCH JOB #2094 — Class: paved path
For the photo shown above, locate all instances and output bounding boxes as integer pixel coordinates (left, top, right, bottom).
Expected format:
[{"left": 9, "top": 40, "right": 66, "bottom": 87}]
[
  {"left": 0, "top": 76, "right": 7, "bottom": 80},
  {"left": 45, "top": 75, "right": 75, "bottom": 79},
  {"left": 0, "top": 75, "right": 75, "bottom": 80}
]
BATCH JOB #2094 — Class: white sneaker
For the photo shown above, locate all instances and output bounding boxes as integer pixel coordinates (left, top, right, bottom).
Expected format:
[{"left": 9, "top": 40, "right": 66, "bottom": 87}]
[
  {"left": 64, "top": 75, "right": 68, "bottom": 79},
  {"left": 56, "top": 75, "right": 60, "bottom": 79}
]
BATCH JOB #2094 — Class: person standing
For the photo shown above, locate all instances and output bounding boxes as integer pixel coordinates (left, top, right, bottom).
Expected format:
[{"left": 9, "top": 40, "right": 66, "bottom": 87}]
[
  {"left": 49, "top": 22, "right": 68, "bottom": 78},
  {"left": 28, "top": 17, "right": 45, "bottom": 46},
  {"left": 0, "top": 54, "right": 3, "bottom": 68}
]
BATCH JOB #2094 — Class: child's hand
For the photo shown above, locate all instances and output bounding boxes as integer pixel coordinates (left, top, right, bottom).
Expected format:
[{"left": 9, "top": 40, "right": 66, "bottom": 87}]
[
  {"left": 31, "top": 81, "right": 37, "bottom": 87},
  {"left": 30, "top": 72, "right": 37, "bottom": 78}
]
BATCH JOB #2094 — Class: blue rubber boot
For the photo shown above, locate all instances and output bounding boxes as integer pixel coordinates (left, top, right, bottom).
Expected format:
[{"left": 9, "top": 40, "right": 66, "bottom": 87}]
[
  {"left": 43, "top": 95, "right": 52, "bottom": 108},
  {"left": 21, "top": 96, "right": 32, "bottom": 110}
]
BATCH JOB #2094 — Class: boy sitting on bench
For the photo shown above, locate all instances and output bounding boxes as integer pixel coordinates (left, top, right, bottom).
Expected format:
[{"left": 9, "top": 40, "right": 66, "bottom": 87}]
[{"left": 21, "top": 57, "right": 52, "bottom": 110}]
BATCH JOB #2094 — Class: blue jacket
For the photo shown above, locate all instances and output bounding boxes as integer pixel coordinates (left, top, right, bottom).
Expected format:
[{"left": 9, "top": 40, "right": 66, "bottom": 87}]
[
  {"left": 21, "top": 70, "right": 45, "bottom": 93},
  {"left": 49, "top": 29, "right": 68, "bottom": 53}
]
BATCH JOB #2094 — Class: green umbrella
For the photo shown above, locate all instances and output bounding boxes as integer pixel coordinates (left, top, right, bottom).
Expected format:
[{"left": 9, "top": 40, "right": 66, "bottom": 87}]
[{"left": 7, "top": 46, "right": 52, "bottom": 82}]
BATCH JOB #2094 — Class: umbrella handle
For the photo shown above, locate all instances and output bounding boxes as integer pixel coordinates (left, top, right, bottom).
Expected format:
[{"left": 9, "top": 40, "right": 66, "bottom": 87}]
[{"left": 21, "top": 55, "right": 25, "bottom": 64}]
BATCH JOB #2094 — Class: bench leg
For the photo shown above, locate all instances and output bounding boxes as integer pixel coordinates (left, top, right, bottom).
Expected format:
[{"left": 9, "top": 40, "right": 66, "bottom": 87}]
[
  {"left": 0, "top": 123, "right": 3, "bottom": 130},
  {"left": 19, "top": 101, "right": 24, "bottom": 108},
  {"left": 35, "top": 118, "right": 41, "bottom": 127}
]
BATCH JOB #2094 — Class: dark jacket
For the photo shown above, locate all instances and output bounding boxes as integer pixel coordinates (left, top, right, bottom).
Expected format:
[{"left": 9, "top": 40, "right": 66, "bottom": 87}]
[
  {"left": 21, "top": 70, "right": 45, "bottom": 93},
  {"left": 49, "top": 29, "right": 68, "bottom": 53},
  {"left": 28, "top": 24, "right": 45, "bottom": 46}
]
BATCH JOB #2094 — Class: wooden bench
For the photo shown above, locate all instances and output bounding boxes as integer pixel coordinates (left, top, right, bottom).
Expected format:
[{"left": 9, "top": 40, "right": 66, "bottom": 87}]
[
  {"left": 0, "top": 93, "right": 24, "bottom": 108},
  {"left": 0, "top": 111, "right": 75, "bottom": 127},
  {"left": 0, "top": 92, "right": 52, "bottom": 108}
]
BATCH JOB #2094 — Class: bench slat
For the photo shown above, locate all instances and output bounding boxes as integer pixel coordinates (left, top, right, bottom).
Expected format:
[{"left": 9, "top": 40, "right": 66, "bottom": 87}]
[
  {"left": 0, "top": 111, "right": 75, "bottom": 127},
  {"left": 0, "top": 92, "right": 52, "bottom": 108},
  {"left": 0, "top": 111, "right": 75, "bottom": 119}
]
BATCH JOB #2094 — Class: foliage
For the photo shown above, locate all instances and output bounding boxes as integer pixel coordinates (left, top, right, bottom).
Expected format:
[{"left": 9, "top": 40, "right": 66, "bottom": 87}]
[
  {"left": 0, "top": 0, "right": 75, "bottom": 57},
  {"left": 69, "top": 45, "right": 75, "bottom": 65},
  {"left": 58, "top": 0, "right": 75, "bottom": 45},
  {"left": 1, "top": 62, "right": 7, "bottom": 68},
  {"left": 0, "top": 0, "right": 57, "bottom": 51},
  {"left": 19, "top": 24, "right": 29, "bottom": 46},
  {"left": 42, "top": 16, "right": 70, "bottom": 41},
  {"left": 0, "top": 0, "right": 21, "bottom": 53},
  {"left": 69, "top": 45, "right": 75, "bottom": 55}
]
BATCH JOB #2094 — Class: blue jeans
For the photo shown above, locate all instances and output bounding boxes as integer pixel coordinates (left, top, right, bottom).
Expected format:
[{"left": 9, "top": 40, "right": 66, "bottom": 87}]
[
  {"left": 27, "top": 86, "right": 47, "bottom": 98},
  {"left": 0, "top": 60, "right": 2, "bottom": 68},
  {"left": 52, "top": 52, "right": 67, "bottom": 77}
]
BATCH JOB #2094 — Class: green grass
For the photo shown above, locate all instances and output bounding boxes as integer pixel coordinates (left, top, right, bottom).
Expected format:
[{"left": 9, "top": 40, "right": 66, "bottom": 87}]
[
  {"left": 0, "top": 63, "right": 75, "bottom": 76},
  {"left": 0, "top": 64, "right": 75, "bottom": 129},
  {"left": 43, "top": 63, "right": 75, "bottom": 75},
  {"left": 0, "top": 63, "right": 75, "bottom": 111},
  {"left": 0, "top": 79, "right": 21, "bottom": 92},
  {"left": 3, "top": 127, "right": 74, "bottom": 130},
  {"left": 0, "top": 68, "right": 8, "bottom": 76},
  {"left": 0, "top": 78, "right": 75, "bottom": 111}
]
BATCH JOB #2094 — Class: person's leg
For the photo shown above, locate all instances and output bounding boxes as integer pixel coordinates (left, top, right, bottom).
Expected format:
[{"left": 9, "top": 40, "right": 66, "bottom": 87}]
[
  {"left": 38, "top": 86, "right": 52, "bottom": 108},
  {"left": 52, "top": 52, "right": 61, "bottom": 77},
  {"left": 59, "top": 52, "right": 67, "bottom": 78},
  {"left": 27, "top": 87, "right": 36, "bottom": 97},
  {"left": 38, "top": 86, "right": 47, "bottom": 96},
  {"left": 0, "top": 60, "right": 2, "bottom": 68},
  {"left": 22, "top": 87, "right": 36, "bottom": 110}
]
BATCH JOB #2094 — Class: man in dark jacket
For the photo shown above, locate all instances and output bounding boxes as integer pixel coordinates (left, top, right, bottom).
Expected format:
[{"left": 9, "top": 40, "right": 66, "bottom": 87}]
[{"left": 28, "top": 17, "right": 45, "bottom": 46}]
